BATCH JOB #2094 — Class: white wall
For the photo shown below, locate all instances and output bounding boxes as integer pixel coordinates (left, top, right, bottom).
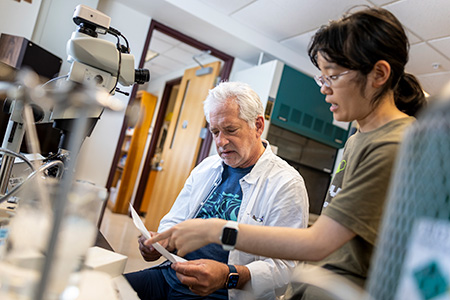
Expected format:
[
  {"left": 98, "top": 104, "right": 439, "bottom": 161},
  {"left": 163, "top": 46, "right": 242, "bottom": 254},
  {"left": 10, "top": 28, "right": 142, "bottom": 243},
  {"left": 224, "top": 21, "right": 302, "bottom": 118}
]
[
  {"left": 0, "top": 0, "right": 42, "bottom": 39},
  {"left": 32, "top": 0, "right": 99, "bottom": 76},
  {"left": 231, "top": 59, "right": 284, "bottom": 140},
  {"left": 231, "top": 60, "right": 283, "bottom": 110}
]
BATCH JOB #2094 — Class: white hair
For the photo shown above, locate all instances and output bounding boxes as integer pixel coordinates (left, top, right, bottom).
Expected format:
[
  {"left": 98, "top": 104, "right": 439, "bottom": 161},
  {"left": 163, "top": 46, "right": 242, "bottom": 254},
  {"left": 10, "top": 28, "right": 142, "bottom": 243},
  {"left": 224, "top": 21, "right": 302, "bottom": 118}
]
[{"left": 203, "top": 81, "right": 264, "bottom": 128}]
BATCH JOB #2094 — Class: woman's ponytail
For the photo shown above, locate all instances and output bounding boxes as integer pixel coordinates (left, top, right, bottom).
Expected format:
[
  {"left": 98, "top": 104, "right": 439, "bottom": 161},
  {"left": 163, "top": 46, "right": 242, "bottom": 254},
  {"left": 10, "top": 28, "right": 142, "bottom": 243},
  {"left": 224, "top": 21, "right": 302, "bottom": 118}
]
[{"left": 394, "top": 73, "right": 427, "bottom": 117}]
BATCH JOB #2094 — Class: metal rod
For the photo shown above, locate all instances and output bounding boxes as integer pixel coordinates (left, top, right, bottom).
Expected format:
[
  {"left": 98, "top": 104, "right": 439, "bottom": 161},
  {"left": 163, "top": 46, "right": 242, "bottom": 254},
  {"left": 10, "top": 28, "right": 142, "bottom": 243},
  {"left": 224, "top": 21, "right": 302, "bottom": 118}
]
[
  {"left": 0, "top": 155, "right": 15, "bottom": 195},
  {"left": 0, "top": 119, "right": 26, "bottom": 195},
  {"left": 34, "top": 90, "right": 90, "bottom": 300},
  {"left": 0, "top": 160, "right": 64, "bottom": 204},
  {"left": 0, "top": 148, "right": 35, "bottom": 196},
  {"left": 0, "top": 148, "right": 35, "bottom": 170}
]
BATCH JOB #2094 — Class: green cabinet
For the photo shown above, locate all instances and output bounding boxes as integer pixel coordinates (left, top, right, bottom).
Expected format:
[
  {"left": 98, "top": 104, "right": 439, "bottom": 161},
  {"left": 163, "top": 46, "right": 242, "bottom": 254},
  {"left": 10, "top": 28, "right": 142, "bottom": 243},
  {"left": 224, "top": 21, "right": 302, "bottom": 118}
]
[{"left": 271, "top": 65, "right": 349, "bottom": 148}]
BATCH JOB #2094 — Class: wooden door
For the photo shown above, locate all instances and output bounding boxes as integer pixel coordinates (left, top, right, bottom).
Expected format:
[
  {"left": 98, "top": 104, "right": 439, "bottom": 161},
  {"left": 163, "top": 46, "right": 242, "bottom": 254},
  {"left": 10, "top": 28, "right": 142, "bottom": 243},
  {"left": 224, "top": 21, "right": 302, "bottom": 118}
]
[
  {"left": 144, "top": 61, "right": 221, "bottom": 231},
  {"left": 112, "top": 91, "right": 157, "bottom": 214}
]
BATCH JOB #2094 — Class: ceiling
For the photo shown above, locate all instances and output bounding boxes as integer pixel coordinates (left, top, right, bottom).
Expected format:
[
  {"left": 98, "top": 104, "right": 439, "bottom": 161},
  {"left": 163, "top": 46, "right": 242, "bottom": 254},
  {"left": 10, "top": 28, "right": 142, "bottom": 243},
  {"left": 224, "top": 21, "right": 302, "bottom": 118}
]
[
  {"left": 114, "top": 0, "right": 450, "bottom": 97},
  {"left": 142, "top": 30, "right": 225, "bottom": 83}
]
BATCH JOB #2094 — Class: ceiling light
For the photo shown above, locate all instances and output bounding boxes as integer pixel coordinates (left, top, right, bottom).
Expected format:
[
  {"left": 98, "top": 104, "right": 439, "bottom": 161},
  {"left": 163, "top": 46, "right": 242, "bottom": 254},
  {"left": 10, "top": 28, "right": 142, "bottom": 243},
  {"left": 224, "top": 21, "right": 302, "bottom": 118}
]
[{"left": 145, "top": 50, "right": 159, "bottom": 62}]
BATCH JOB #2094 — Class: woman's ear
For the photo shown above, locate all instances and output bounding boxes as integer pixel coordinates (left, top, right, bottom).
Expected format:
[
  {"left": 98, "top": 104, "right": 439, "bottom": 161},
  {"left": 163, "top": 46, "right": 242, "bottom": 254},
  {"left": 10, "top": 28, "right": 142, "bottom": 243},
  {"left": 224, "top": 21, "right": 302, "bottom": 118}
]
[{"left": 371, "top": 60, "right": 391, "bottom": 88}]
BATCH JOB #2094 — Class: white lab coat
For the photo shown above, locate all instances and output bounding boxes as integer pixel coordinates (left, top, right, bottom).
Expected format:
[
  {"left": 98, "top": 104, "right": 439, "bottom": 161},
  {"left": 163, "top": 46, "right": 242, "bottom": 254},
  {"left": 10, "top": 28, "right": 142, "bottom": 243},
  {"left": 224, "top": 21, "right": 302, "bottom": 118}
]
[{"left": 159, "top": 141, "right": 309, "bottom": 299}]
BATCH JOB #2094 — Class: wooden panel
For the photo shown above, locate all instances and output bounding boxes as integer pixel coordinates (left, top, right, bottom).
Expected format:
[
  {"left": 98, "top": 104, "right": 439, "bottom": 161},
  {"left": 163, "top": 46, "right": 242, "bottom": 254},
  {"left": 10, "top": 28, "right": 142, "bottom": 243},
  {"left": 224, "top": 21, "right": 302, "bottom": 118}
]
[
  {"left": 140, "top": 169, "right": 157, "bottom": 213},
  {"left": 112, "top": 91, "right": 157, "bottom": 214},
  {"left": 144, "top": 61, "right": 221, "bottom": 231},
  {"left": 0, "top": 34, "right": 26, "bottom": 68},
  {"left": 0, "top": 33, "right": 62, "bottom": 79}
]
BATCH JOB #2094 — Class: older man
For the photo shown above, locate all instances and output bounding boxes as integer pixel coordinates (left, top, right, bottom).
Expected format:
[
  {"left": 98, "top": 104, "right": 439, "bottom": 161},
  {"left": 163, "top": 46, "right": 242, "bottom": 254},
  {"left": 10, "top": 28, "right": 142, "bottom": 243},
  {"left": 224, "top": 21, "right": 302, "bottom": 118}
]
[{"left": 125, "top": 81, "right": 309, "bottom": 299}]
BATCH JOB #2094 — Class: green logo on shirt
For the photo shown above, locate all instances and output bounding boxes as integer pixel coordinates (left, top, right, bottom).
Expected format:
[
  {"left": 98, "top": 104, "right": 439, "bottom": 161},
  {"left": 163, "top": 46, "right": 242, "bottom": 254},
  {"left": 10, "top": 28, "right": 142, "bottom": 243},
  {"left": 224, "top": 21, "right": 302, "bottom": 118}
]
[{"left": 336, "top": 160, "right": 347, "bottom": 174}]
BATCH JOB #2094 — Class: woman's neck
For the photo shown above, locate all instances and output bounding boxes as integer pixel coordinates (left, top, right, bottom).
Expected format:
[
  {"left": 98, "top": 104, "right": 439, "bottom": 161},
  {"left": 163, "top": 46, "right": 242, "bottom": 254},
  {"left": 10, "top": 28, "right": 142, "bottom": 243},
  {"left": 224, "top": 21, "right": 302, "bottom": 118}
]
[{"left": 357, "top": 95, "right": 408, "bottom": 132}]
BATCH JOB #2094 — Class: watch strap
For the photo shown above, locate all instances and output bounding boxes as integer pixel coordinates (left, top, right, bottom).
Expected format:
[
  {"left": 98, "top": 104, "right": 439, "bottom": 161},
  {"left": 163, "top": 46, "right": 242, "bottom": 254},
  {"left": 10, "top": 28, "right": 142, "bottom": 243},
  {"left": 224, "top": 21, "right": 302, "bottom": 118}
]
[
  {"left": 227, "top": 264, "right": 237, "bottom": 273},
  {"left": 224, "top": 264, "right": 239, "bottom": 289}
]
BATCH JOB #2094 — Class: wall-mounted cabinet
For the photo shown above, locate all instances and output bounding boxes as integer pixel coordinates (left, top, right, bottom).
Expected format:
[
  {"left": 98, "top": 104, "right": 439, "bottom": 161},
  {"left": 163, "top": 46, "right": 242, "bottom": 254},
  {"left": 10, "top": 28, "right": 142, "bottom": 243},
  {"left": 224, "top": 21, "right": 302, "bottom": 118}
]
[
  {"left": 271, "top": 64, "right": 349, "bottom": 148},
  {"left": 267, "top": 124, "right": 336, "bottom": 215}
]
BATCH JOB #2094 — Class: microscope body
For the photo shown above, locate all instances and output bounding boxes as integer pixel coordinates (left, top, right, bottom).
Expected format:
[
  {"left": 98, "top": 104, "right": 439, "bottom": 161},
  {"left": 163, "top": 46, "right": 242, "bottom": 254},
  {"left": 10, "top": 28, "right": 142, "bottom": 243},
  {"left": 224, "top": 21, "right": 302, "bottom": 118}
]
[{"left": 66, "top": 31, "right": 137, "bottom": 91}]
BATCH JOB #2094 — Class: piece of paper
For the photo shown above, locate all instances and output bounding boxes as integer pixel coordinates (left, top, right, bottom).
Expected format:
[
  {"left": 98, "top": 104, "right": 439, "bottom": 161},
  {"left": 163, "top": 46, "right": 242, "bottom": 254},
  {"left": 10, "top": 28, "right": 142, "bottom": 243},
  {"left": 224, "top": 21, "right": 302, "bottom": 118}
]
[{"left": 129, "top": 203, "right": 186, "bottom": 263}]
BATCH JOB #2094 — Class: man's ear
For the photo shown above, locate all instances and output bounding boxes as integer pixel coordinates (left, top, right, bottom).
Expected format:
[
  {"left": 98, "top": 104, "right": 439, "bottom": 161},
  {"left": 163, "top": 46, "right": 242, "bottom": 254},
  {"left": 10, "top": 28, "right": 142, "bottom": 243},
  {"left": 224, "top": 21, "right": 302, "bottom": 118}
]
[
  {"left": 255, "top": 115, "right": 265, "bottom": 136},
  {"left": 371, "top": 60, "right": 391, "bottom": 88}
]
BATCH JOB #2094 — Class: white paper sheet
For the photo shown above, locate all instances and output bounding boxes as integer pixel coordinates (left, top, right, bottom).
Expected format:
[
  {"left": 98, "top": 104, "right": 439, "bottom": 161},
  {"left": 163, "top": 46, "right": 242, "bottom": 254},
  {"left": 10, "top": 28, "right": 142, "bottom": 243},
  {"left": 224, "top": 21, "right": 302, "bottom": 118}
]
[{"left": 129, "top": 203, "right": 186, "bottom": 263}]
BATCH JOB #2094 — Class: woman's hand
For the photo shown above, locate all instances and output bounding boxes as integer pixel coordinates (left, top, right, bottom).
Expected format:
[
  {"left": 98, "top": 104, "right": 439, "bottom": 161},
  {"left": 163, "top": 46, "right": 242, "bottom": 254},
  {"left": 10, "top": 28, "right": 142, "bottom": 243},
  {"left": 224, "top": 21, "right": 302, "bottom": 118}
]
[{"left": 145, "top": 218, "right": 226, "bottom": 256}]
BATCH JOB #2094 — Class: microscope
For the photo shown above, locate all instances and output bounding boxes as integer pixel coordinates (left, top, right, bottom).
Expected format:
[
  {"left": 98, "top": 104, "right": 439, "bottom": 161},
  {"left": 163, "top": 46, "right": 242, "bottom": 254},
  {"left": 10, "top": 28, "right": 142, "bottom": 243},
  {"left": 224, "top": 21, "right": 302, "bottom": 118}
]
[
  {"left": 0, "top": 4, "right": 150, "bottom": 196},
  {"left": 51, "top": 4, "right": 150, "bottom": 162},
  {"left": 66, "top": 4, "right": 149, "bottom": 93}
]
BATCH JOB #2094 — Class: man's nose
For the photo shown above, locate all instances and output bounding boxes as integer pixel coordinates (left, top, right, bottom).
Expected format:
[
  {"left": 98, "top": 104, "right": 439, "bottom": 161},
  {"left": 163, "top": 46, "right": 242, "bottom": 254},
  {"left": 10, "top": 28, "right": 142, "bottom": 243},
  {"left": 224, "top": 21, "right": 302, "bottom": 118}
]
[{"left": 215, "top": 132, "right": 229, "bottom": 147}]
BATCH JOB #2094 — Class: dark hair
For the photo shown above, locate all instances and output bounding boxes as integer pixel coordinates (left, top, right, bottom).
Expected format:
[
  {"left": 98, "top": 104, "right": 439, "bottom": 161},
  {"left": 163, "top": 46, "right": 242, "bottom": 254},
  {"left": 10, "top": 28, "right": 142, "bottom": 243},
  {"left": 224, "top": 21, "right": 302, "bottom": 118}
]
[{"left": 308, "top": 7, "right": 426, "bottom": 116}]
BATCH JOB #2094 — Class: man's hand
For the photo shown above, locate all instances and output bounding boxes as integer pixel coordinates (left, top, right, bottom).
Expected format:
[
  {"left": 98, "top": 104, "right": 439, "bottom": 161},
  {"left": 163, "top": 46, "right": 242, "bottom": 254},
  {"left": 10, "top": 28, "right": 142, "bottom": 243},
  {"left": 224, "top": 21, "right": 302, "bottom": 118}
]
[
  {"left": 138, "top": 233, "right": 170, "bottom": 261},
  {"left": 172, "top": 259, "right": 229, "bottom": 296}
]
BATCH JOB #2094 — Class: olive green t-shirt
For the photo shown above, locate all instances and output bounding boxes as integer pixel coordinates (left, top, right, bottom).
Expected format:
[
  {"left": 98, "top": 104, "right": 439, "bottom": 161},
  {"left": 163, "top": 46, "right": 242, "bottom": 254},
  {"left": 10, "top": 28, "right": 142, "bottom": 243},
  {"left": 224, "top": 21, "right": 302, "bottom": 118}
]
[
  {"left": 286, "top": 117, "right": 415, "bottom": 300},
  {"left": 320, "top": 117, "right": 415, "bottom": 285}
]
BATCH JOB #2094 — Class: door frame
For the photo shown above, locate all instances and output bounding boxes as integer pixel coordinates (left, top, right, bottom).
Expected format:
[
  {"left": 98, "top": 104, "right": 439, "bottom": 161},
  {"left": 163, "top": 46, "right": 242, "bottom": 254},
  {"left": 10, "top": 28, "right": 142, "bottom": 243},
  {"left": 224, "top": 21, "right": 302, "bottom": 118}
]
[{"left": 104, "top": 20, "right": 234, "bottom": 216}]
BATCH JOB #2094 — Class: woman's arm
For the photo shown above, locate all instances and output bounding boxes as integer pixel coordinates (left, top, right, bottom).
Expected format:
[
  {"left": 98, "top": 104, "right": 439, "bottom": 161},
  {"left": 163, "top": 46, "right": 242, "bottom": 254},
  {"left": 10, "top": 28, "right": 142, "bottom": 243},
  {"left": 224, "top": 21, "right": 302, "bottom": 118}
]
[{"left": 147, "top": 215, "right": 355, "bottom": 261}]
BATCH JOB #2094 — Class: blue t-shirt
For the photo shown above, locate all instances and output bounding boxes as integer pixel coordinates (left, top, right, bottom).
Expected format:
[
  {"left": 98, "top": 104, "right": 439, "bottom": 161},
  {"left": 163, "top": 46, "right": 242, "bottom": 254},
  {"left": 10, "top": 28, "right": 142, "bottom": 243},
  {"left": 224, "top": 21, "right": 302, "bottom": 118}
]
[{"left": 162, "top": 164, "right": 253, "bottom": 299}]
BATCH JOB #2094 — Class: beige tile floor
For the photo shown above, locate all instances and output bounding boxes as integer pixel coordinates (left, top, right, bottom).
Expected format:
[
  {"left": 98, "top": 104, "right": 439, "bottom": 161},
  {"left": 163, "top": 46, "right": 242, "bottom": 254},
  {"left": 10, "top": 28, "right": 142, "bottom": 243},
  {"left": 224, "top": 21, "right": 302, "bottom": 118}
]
[{"left": 99, "top": 207, "right": 165, "bottom": 273}]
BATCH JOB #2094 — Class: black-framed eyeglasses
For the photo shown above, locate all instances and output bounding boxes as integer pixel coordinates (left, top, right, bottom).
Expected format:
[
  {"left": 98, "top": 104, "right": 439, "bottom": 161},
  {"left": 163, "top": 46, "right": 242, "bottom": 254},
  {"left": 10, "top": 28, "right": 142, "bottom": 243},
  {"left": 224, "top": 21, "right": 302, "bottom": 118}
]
[{"left": 314, "top": 70, "right": 352, "bottom": 88}]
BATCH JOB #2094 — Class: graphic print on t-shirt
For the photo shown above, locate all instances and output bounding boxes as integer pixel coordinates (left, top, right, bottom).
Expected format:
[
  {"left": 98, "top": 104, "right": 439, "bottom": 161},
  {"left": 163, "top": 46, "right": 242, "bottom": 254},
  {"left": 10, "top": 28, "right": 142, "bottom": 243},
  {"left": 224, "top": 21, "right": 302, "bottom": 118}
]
[
  {"left": 197, "top": 191, "right": 241, "bottom": 221},
  {"left": 196, "top": 164, "right": 253, "bottom": 221}
]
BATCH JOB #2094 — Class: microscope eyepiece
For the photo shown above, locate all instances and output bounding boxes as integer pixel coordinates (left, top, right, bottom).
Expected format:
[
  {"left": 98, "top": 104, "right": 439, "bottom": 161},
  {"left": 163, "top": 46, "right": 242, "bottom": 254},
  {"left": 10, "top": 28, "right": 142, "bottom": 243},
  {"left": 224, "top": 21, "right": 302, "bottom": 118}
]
[{"left": 135, "top": 69, "right": 150, "bottom": 84}]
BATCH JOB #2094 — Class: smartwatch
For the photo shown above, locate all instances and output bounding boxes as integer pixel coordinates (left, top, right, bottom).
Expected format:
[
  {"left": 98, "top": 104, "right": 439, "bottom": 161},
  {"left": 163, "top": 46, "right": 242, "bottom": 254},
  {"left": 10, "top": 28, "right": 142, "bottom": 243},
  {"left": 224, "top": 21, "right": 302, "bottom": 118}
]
[
  {"left": 224, "top": 264, "right": 239, "bottom": 289},
  {"left": 221, "top": 221, "right": 239, "bottom": 251}
]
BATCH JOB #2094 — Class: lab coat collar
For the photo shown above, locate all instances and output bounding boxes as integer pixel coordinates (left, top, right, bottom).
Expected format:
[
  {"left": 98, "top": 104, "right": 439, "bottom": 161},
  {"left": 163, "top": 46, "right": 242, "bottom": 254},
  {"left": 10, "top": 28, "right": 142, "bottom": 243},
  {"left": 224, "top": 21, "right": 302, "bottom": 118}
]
[{"left": 241, "top": 139, "right": 273, "bottom": 185}]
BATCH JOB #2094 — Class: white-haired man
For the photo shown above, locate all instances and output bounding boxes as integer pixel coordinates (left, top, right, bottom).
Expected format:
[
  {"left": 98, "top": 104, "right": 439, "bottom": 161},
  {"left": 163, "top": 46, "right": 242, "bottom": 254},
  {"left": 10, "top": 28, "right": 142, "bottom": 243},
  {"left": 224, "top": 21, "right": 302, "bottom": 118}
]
[{"left": 125, "top": 81, "right": 309, "bottom": 300}]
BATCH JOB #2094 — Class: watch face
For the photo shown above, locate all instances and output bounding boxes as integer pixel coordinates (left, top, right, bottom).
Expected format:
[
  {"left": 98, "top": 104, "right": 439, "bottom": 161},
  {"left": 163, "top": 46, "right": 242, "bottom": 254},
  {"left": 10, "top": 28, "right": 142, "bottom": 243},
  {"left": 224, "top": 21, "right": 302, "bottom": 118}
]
[
  {"left": 221, "top": 227, "right": 238, "bottom": 245},
  {"left": 226, "top": 274, "right": 239, "bottom": 289}
]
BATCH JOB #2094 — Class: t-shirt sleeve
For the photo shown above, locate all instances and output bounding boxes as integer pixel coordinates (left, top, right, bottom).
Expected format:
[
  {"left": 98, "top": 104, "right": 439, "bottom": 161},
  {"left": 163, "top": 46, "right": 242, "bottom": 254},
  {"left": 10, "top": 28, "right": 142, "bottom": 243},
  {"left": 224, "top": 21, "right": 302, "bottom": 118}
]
[{"left": 323, "top": 142, "right": 400, "bottom": 245}]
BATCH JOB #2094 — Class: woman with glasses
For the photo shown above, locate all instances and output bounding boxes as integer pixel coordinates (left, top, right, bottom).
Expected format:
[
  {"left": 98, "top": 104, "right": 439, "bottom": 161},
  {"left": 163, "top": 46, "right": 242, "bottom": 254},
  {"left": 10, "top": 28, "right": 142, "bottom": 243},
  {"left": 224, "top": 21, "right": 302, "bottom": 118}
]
[{"left": 147, "top": 7, "right": 426, "bottom": 299}]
